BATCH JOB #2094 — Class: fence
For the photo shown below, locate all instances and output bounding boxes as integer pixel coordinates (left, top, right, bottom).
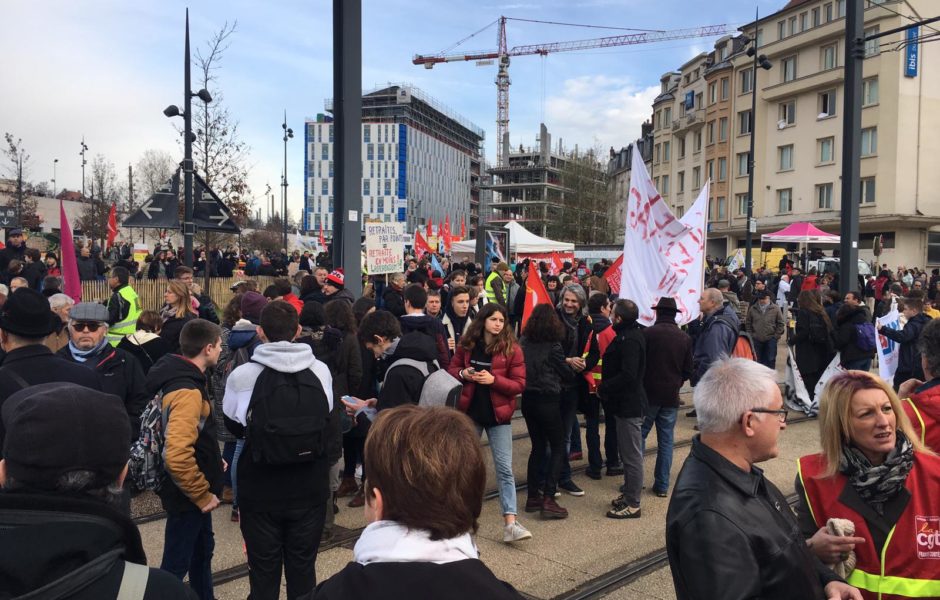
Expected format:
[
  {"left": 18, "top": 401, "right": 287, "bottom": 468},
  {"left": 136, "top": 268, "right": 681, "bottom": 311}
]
[{"left": 80, "top": 276, "right": 280, "bottom": 312}]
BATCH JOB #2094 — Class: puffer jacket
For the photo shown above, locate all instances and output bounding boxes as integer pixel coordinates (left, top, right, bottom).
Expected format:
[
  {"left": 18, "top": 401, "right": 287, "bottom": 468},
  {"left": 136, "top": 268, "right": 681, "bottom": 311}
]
[
  {"left": 448, "top": 343, "right": 525, "bottom": 424},
  {"left": 905, "top": 379, "right": 940, "bottom": 451},
  {"left": 833, "top": 305, "right": 875, "bottom": 364},
  {"left": 881, "top": 312, "right": 932, "bottom": 379}
]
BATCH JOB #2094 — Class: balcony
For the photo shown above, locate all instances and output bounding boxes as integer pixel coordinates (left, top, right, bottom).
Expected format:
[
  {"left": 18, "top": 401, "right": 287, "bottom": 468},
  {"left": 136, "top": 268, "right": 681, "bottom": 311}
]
[{"left": 672, "top": 109, "right": 705, "bottom": 134}]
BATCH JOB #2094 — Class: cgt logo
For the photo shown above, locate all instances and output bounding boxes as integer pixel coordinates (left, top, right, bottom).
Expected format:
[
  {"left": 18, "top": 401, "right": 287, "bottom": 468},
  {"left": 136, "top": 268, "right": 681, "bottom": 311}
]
[{"left": 916, "top": 516, "right": 940, "bottom": 559}]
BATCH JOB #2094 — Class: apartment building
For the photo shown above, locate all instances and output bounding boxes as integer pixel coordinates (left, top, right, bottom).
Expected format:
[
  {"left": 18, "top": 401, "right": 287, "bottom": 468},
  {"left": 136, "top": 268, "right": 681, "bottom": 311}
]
[{"left": 607, "top": 122, "right": 653, "bottom": 244}]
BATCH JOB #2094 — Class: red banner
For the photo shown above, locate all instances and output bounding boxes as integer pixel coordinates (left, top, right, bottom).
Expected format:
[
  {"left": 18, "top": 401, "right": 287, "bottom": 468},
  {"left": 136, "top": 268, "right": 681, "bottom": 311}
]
[
  {"left": 522, "top": 260, "right": 552, "bottom": 330},
  {"left": 414, "top": 229, "right": 433, "bottom": 258},
  {"left": 442, "top": 216, "right": 452, "bottom": 252},
  {"left": 604, "top": 253, "right": 624, "bottom": 295},
  {"left": 106, "top": 203, "right": 118, "bottom": 249}
]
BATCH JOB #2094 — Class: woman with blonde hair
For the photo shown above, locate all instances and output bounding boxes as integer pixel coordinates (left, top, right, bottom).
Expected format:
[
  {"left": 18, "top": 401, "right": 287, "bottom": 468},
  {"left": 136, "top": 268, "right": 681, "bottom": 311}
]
[
  {"left": 158, "top": 279, "right": 198, "bottom": 353},
  {"left": 796, "top": 370, "right": 940, "bottom": 599}
]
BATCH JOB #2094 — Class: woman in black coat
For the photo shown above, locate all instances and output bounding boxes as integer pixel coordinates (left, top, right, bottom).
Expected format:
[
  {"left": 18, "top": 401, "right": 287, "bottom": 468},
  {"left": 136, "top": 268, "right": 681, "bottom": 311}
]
[
  {"left": 790, "top": 290, "right": 835, "bottom": 399},
  {"left": 833, "top": 296, "right": 875, "bottom": 372},
  {"left": 158, "top": 280, "right": 198, "bottom": 354}
]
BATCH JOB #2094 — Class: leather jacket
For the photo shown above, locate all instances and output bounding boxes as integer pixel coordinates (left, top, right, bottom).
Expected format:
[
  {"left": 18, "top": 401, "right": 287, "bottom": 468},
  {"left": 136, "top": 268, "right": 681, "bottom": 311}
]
[{"left": 666, "top": 437, "right": 842, "bottom": 600}]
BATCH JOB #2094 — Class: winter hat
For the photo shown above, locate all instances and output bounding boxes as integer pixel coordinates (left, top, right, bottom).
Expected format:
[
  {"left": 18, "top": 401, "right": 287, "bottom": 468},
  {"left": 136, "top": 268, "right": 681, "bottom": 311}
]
[
  {"left": 240, "top": 291, "right": 268, "bottom": 322},
  {"left": 652, "top": 297, "right": 679, "bottom": 313},
  {"left": 69, "top": 302, "right": 110, "bottom": 323},
  {"left": 2, "top": 383, "right": 130, "bottom": 490},
  {"left": 0, "top": 287, "right": 60, "bottom": 338},
  {"left": 326, "top": 269, "right": 345, "bottom": 288}
]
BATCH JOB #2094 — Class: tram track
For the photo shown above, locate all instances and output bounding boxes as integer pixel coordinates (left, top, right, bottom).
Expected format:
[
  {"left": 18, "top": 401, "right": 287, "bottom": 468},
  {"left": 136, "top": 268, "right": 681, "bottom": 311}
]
[{"left": 138, "top": 413, "right": 816, "bottom": 592}]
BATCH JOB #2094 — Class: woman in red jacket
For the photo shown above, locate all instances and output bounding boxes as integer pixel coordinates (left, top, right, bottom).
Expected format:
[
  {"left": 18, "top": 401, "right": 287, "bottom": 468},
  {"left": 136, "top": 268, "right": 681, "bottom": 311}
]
[{"left": 448, "top": 303, "right": 529, "bottom": 544}]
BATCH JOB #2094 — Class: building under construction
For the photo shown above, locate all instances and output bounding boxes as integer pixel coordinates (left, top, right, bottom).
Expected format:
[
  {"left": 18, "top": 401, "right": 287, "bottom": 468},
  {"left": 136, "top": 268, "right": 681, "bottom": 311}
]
[{"left": 484, "top": 124, "right": 610, "bottom": 244}]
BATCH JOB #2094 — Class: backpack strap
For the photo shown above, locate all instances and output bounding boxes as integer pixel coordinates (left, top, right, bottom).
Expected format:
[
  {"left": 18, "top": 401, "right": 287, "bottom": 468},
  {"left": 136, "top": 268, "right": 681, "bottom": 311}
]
[
  {"left": 385, "top": 358, "right": 430, "bottom": 381},
  {"left": 16, "top": 548, "right": 125, "bottom": 600},
  {"left": 116, "top": 562, "right": 150, "bottom": 600},
  {"left": 3, "top": 369, "right": 30, "bottom": 391}
]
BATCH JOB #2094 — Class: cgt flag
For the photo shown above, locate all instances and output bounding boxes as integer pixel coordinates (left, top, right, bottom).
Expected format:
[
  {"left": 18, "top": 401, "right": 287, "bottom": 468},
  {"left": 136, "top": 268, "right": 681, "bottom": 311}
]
[
  {"left": 106, "top": 203, "right": 118, "bottom": 249},
  {"left": 414, "top": 229, "right": 433, "bottom": 259},
  {"left": 442, "top": 216, "right": 452, "bottom": 252},
  {"left": 603, "top": 253, "right": 623, "bottom": 295},
  {"left": 522, "top": 260, "right": 551, "bottom": 329}
]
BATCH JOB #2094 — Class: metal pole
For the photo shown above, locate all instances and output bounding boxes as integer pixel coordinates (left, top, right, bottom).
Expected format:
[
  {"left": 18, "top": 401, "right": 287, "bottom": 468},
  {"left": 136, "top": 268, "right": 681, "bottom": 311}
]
[
  {"left": 744, "top": 9, "right": 758, "bottom": 276},
  {"left": 333, "top": 0, "right": 363, "bottom": 297},
  {"left": 182, "top": 9, "right": 195, "bottom": 268},
  {"left": 282, "top": 110, "right": 290, "bottom": 253},
  {"left": 839, "top": 1, "right": 863, "bottom": 294},
  {"left": 53, "top": 158, "right": 58, "bottom": 198}
]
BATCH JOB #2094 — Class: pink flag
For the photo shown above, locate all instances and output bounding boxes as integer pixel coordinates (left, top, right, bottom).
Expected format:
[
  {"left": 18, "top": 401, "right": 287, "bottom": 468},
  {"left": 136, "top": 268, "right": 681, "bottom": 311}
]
[{"left": 60, "top": 201, "right": 81, "bottom": 302}]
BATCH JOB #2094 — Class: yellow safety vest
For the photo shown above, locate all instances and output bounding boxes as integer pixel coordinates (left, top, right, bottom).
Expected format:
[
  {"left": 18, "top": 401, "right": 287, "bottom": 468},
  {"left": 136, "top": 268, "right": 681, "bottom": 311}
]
[
  {"left": 485, "top": 271, "right": 501, "bottom": 304},
  {"left": 107, "top": 285, "right": 142, "bottom": 346}
]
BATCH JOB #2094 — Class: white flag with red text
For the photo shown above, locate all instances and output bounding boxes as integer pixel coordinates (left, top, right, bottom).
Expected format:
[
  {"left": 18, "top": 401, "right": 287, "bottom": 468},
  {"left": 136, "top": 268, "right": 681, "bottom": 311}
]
[{"left": 618, "top": 143, "right": 708, "bottom": 326}]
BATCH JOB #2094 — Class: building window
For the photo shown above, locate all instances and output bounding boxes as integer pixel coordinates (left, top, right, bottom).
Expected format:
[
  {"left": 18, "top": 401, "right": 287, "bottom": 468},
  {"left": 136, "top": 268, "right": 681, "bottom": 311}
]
[
  {"left": 800, "top": 12, "right": 808, "bottom": 32},
  {"left": 363, "top": 180, "right": 370, "bottom": 195},
  {"left": 706, "top": 121, "right": 715, "bottom": 145},
  {"left": 863, "top": 77, "right": 879, "bottom": 106},
  {"left": 663, "top": 107, "right": 672, "bottom": 126},
  {"left": 861, "top": 127, "right": 878, "bottom": 156},
  {"left": 860, "top": 177, "right": 876, "bottom": 204},
  {"left": 782, "top": 56, "right": 797, "bottom": 82},
  {"left": 696, "top": 92, "right": 703, "bottom": 109},
  {"left": 778, "top": 188, "right": 793, "bottom": 213},
  {"left": 739, "top": 110, "right": 752, "bottom": 135},
  {"left": 321, "top": 180, "right": 329, "bottom": 195},
  {"left": 377, "top": 197, "right": 385, "bottom": 213},
  {"left": 819, "top": 89, "right": 837, "bottom": 117},
  {"left": 779, "top": 100, "right": 796, "bottom": 125},
  {"left": 678, "top": 136, "right": 686, "bottom": 158},
  {"left": 662, "top": 175, "right": 670, "bottom": 195},
  {"left": 824, "top": 2, "right": 833, "bottom": 22},
  {"left": 837, "top": 0, "right": 845, "bottom": 17},
  {"left": 692, "top": 166, "right": 701, "bottom": 189},
  {"left": 694, "top": 131, "right": 702, "bottom": 152},
  {"left": 818, "top": 137, "right": 835, "bottom": 164},
  {"left": 708, "top": 82, "right": 717, "bottom": 105},
  {"left": 737, "top": 152, "right": 750, "bottom": 177},
  {"left": 740, "top": 69, "right": 753, "bottom": 93},
  {"left": 816, "top": 183, "right": 833, "bottom": 209},
  {"left": 654, "top": 143, "right": 661, "bottom": 163},
  {"left": 717, "top": 196, "right": 727, "bottom": 219},
  {"left": 367, "top": 144, "right": 374, "bottom": 160},
  {"left": 378, "top": 145, "right": 385, "bottom": 161},
  {"left": 664, "top": 141, "right": 671, "bottom": 161},
  {"left": 927, "top": 232, "right": 940, "bottom": 264},
  {"left": 654, "top": 110, "right": 661, "bottom": 130},
  {"left": 812, "top": 7, "right": 821, "bottom": 26},
  {"left": 736, "top": 193, "right": 749, "bottom": 215},
  {"left": 328, "top": 161, "right": 334, "bottom": 177},
  {"left": 654, "top": 176, "right": 660, "bottom": 190},
  {"left": 789, "top": 16, "right": 798, "bottom": 36},
  {"left": 384, "top": 179, "right": 391, "bottom": 196},
  {"left": 678, "top": 171, "right": 685, "bottom": 192},
  {"left": 718, "top": 117, "right": 728, "bottom": 142},
  {"left": 707, "top": 160, "right": 714, "bottom": 182},
  {"left": 718, "top": 158, "right": 727, "bottom": 182},
  {"left": 778, "top": 20, "right": 786, "bottom": 40},
  {"left": 864, "top": 26, "right": 880, "bottom": 57},
  {"left": 676, "top": 205, "right": 685, "bottom": 218},
  {"left": 720, "top": 77, "right": 729, "bottom": 101},
  {"left": 321, "top": 144, "right": 329, "bottom": 160},
  {"left": 363, "top": 125, "right": 371, "bottom": 143},
  {"left": 778, "top": 144, "right": 794, "bottom": 171},
  {"left": 821, "top": 44, "right": 838, "bottom": 70},
  {"left": 328, "top": 125, "right": 334, "bottom": 143}
]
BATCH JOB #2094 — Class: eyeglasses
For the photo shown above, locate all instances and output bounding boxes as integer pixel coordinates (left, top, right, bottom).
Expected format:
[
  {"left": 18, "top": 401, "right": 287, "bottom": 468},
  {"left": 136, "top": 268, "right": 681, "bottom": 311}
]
[
  {"left": 750, "top": 408, "right": 789, "bottom": 423},
  {"left": 71, "top": 321, "right": 102, "bottom": 332}
]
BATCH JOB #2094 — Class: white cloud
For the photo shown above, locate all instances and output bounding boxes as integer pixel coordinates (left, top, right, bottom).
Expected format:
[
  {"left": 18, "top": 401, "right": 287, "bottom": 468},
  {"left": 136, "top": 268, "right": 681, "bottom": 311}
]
[{"left": 543, "top": 75, "right": 657, "bottom": 153}]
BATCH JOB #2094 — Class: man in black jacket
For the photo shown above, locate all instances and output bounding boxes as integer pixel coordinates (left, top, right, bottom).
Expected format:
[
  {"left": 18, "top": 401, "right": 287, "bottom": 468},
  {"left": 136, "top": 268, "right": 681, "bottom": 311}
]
[
  {"left": 383, "top": 273, "right": 406, "bottom": 317},
  {"left": 879, "top": 293, "right": 932, "bottom": 390},
  {"left": 0, "top": 383, "right": 197, "bottom": 599},
  {"left": 834, "top": 292, "right": 875, "bottom": 372},
  {"left": 0, "top": 228, "right": 25, "bottom": 273},
  {"left": 0, "top": 288, "right": 102, "bottom": 455},
  {"left": 400, "top": 283, "right": 451, "bottom": 368},
  {"left": 666, "top": 358, "right": 860, "bottom": 600}
]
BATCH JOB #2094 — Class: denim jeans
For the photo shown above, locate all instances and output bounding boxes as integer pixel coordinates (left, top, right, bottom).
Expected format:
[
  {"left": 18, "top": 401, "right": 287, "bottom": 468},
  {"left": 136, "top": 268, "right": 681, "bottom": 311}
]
[
  {"left": 569, "top": 418, "right": 583, "bottom": 453},
  {"left": 558, "top": 387, "right": 579, "bottom": 484},
  {"left": 222, "top": 441, "right": 236, "bottom": 488},
  {"left": 231, "top": 438, "right": 245, "bottom": 507},
  {"left": 753, "top": 338, "right": 778, "bottom": 371},
  {"left": 161, "top": 510, "right": 215, "bottom": 600},
  {"left": 477, "top": 423, "right": 517, "bottom": 516},
  {"left": 584, "top": 394, "right": 620, "bottom": 474},
  {"left": 641, "top": 405, "right": 678, "bottom": 494},
  {"left": 842, "top": 357, "right": 872, "bottom": 373}
]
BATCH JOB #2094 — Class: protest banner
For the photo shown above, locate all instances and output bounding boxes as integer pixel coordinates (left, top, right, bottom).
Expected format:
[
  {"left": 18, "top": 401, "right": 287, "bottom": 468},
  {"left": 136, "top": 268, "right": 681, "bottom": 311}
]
[{"left": 365, "top": 222, "right": 406, "bottom": 275}]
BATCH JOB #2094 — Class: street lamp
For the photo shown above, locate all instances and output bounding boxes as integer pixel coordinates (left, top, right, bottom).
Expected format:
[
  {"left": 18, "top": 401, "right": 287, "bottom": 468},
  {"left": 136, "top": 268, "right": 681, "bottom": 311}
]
[
  {"left": 744, "top": 35, "right": 772, "bottom": 276},
  {"left": 79, "top": 138, "right": 89, "bottom": 241},
  {"left": 282, "top": 111, "right": 293, "bottom": 252},
  {"left": 52, "top": 158, "right": 58, "bottom": 198},
  {"left": 163, "top": 9, "right": 211, "bottom": 267}
]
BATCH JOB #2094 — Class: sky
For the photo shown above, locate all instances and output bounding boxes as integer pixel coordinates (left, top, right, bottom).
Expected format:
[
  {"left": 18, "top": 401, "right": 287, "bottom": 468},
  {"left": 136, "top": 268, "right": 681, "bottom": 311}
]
[{"left": 1, "top": 0, "right": 782, "bottom": 224}]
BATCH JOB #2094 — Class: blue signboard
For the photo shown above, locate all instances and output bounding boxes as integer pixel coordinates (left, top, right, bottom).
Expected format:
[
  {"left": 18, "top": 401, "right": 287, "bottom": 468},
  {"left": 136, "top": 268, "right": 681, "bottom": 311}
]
[
  {"left": 905, "top": 27, "right": 918, "bottom": 78},
  {"left": 685, "top": 91, "right": 694, "bottom": 110}
]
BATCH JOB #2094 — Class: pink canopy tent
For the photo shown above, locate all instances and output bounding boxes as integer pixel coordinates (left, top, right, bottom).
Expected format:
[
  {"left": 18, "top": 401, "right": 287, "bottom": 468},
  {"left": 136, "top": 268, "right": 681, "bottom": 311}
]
[{"left": 761, "top": 222, "right": 840, "bottom": 271}]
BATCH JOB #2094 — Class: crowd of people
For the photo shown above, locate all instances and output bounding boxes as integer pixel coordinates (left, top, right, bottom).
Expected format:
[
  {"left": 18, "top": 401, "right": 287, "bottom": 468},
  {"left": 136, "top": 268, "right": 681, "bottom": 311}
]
[{"left": 0, "top": 231, "right": 939, "bottom": 599}]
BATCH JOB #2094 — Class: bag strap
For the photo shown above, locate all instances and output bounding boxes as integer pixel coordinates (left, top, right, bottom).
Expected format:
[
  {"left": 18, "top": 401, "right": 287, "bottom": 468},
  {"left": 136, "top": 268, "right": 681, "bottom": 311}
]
[
  {"left": 16, "top": 548, "right": 125, "bottom": 600},
  {"left": 4, "top": 369, "right": 30, "bottom": 391},
  {"left": 116, "top": 562, "right": 150, "bottom": 600},
  {"left": 385, "top": 358, "right": 430, "bottom": 381}
]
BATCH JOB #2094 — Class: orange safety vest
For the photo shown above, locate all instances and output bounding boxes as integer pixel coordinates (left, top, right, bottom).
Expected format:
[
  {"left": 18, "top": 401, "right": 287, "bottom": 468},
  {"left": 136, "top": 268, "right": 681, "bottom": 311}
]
[
  {"left": 797, "top": 452, "right": 940, "bottom": 600},
  {"left": 904, "top": 397, "right": 940, "bottom": 453},
  {"left": 582, "top": 326, "right": 615, "bottom": 394}
]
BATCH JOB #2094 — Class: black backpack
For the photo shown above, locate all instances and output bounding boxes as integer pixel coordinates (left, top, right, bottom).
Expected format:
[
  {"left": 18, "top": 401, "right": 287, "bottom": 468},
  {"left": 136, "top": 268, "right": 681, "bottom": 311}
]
[{"left": 245, "top": 364, "right": 330, "bottom": 465}]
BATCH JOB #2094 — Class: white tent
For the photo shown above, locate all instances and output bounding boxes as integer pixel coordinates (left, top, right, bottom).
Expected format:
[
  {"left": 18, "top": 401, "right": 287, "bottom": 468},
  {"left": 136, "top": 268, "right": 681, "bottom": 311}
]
[{"left": 450, "top": 220, "right": 574, "bottom": 255}]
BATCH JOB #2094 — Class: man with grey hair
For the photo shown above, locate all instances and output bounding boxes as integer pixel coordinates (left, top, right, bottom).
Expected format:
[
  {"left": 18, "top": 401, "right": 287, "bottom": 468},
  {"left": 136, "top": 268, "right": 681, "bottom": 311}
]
[
  {"left": 666, "top": 358, "right": 861, "bottom": 600},
  {"left": 686, "top": 288, "right": 739, "bottom": 418},
  {"left": 45, "top": 293, "right": 74, "bottom": 352},
  {"left": 8, "top": 277, "right": 28, "bottom": 293},
  {"left": 383, "top": 272, "right": 407, "bottom": 317}
]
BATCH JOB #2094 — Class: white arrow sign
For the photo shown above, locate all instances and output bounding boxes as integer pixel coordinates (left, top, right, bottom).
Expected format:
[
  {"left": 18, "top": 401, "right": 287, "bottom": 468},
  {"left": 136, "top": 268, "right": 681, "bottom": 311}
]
[
  {"left": 209, "top": 210, "right": 230, "bottom": 227},
  {"left": 140, "top": 198, "right": 164, "bottom": 220}
]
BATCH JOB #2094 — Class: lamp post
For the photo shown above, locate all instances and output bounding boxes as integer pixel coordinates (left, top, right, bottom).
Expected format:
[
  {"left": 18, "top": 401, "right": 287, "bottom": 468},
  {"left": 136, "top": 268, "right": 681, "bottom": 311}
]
[
  {"left": 52, "top": 158, "right": 58, "bottom": 198},
  {"left": 282, "top": 112, "right": 293, "bottom": 253},
  {"left": 163, "top": 9, "right": 212, "bottom": 267},
  {"left": 744, "top": 24, "right": 772, "bottom": 276},
  {"left": 79, "top": 138, "right": 89, "bottom": 241}
]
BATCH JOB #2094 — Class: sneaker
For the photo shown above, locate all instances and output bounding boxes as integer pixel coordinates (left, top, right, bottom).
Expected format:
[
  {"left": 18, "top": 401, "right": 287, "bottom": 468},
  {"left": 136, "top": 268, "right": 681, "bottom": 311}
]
[
  {"left": 558, "top": 481, "right": 585, "bottom": 496},
  {"left": 221, "top": 485, "right": 234, "bottom": 504},
  {"left": 606, "top": 465, "right": 624, "bottom": 476},
  {"left": 336, "top": 476, "right": 358, "bottom": 498},
  {"left": 230, "top": 507, "right": 240, "bottom": 523},
  {"left": 540, "top": 496, "right": 569, "bottom": 519},
  {"left": 653, "top": 489, "right": 668, "bottom": 498},
  {"left": 321, "top": 527, "right": 335, "bottom": 543},
  {"left": 524, "top": 495, "right": 543, "bottom": 513},
  {"left": 610, "top": 494, "right": 627, "bottom": 509},
  {"left": 568, "top": 451, "right": 583, "bottom": 461},
  {"left": 585, "top": 469, "right": 602, "bottom": 480},
  {"left": 503, "top": 521, "right": 533, "bottom": 543},
  {"left": 606, "top": 504, "right": 642, "bottom": 519},
  {"left": 332, "top": 492, "right": 340, "bottom": 515},
  {"left": 685, "top": 409, "right": 697, "bottom": 417}
]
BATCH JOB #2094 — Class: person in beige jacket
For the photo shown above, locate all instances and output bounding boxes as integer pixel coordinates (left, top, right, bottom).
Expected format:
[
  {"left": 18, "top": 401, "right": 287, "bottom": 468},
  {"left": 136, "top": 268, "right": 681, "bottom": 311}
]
[{"left": 745, "top": 290, "right": 785, "bottom": 370}]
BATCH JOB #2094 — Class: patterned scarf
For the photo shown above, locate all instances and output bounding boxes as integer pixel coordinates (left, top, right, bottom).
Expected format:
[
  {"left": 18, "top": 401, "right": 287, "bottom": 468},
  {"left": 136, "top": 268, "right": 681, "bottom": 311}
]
[{"left": 839, "top": 430, "right": 914, "bottom": 515}]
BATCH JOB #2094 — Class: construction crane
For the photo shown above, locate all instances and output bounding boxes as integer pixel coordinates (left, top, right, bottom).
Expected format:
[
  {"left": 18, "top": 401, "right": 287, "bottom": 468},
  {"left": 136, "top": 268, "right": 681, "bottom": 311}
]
[{"left": 414, "top": 17, "right": 736, "bottom": 166}]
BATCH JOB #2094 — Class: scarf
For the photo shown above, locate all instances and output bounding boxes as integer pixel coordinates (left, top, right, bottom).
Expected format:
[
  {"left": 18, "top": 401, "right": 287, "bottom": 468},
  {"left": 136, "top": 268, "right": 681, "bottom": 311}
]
[
  {"left": 67, "top": 338, "right": 110, "bottom": 363},
  {"left": 839, "top": 430, "right": 914, "bottom": 515},
  {"left": 560, "top": 310, "right": 581, "bottom": 356},
  {"left": 354, "top": 521, "right": 478, "bottom": 565}
]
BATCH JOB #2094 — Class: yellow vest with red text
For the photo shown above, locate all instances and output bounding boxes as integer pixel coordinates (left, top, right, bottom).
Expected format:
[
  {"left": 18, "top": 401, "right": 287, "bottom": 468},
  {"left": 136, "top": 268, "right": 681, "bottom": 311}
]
[
  {"left": 582, "top": 325, "right": 615, "bottom": 394},
  {"left": 797, "top": 452, "right": 940, "bottom": 599}
]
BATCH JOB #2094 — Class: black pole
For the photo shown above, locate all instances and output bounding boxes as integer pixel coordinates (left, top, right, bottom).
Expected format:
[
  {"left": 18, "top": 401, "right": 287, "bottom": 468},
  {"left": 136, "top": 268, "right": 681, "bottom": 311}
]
[
  {"left": 183, "top": 9, "right": 195, "bottom": 268},
  {"left": 282, "top": 110, "right": 290, "bottom": 253},
  {"left": 839, "top": 1, "right": 863, "bottom": 294},
  {"left": 744, "top": 28, "right": 758, "bottom": 276},
  {"left": 333, "top": 0, "right": 363, "bottom": 296}
]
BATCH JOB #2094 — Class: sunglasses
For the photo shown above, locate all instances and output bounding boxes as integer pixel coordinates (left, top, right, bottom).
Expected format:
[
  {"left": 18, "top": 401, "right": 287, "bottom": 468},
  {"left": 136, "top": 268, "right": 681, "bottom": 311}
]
[{"left": 71, "top": 321, "right": 103, "bottom": 332}]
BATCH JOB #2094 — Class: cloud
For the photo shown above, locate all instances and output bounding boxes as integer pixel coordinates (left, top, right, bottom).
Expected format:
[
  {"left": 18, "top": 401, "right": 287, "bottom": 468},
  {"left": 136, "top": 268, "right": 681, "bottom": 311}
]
[{"left": 542, "top": 75, "right": 657, "bottom": 153}]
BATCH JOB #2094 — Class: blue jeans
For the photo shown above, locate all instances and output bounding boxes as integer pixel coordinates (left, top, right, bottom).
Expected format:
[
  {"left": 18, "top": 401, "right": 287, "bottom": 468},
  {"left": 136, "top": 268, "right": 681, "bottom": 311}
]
[
  {"left": 753, "top": 338, "right": 778, "bottom": 371},
  {"left": 558, "top": 387, "right": 579, "bottom": 484},
  {"left": 231, "top": 438, "right": 245, "bottom": 507},
  {"left": 161, "top": 510, "right": 215, "bottom": 600},
  {"left": 222, "top": 441, "right": 236, "bottom": 488},
  {"left": 477, "top": 424, "right": 517, "bottom": 516},
  {"left": 842, "top": 357, "right": 872, "bottom": 373},
  {"left": 641, "top": 405, "right": 678, "bottom": 494}
]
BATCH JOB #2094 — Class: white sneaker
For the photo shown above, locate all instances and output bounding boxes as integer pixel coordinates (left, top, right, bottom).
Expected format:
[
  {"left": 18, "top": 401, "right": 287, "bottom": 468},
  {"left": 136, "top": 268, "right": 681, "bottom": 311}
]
[{"left": 503, "top": 521, "right": 533, "bottom": 543}]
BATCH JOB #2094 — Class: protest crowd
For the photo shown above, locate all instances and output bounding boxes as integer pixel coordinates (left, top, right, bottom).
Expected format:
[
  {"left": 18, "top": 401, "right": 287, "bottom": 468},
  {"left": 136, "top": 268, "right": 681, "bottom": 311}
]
[{"left": 1, "top": 219, "right": 940, "bottom": 600}]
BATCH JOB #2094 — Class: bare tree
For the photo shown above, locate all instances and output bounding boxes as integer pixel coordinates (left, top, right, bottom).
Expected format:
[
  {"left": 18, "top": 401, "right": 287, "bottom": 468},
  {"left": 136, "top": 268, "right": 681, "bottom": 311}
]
[
  {"left": 556, "top": 146, "right": 612, "bottom": 244},
  {"left": 75, "top": 154, "right": 121, "bottom": 248},
  {"left": 133, "top": 149, "right": 178, "bottom": 243},
  {"left": 2, "top": 133, "right": 42, "bottom": 230}
]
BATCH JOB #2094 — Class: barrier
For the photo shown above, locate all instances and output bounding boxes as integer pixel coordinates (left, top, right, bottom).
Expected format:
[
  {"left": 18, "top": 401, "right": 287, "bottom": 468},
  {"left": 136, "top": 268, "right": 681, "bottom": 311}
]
[{"left": 80, "top": 276, "right": 280, "bottom": 312}]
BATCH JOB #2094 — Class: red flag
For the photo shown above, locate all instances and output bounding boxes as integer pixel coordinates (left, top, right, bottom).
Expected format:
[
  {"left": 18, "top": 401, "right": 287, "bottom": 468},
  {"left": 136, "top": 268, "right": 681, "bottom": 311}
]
[
  {"left": 318, "top": 219, "right": 326, "bottom": 250},
  {"left": 427, "top": 216, "right": 434, "bottom": 239},
  {"left": 604, "top": 253, "right": 624, "bottom": 295},
  {"left": 106, "top": 203, "right": 118, "bottom": 249},
  {"left": 522, "top": 260, "right": 552, "bottom": 330},
  {"left": 549, "top": 252, "right": 563, "bottom": 276},
  {"left": 60, "top": 201, "right": 81, "bottom": 302},
  {"left": 414, "top": 229, "right": 432, "bottom": 259},
  {"left": 460, "top": 217, "right": 466, "bottom": 239},
  {"left": 443, "top": 216, "right": 452, "bottom": 252}
]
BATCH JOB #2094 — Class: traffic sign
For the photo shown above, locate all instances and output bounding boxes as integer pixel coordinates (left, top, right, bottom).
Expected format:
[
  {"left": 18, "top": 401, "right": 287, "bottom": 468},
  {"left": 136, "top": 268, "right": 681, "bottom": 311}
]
[
  {"left": 0, "top": 208, "right": 19, "bottom": 229},
  {"left": 192, "top": 174, "right": 240, "bottom": 233},
  {"left": 123, "top": 172, "right": 181, "bottom": 228}
]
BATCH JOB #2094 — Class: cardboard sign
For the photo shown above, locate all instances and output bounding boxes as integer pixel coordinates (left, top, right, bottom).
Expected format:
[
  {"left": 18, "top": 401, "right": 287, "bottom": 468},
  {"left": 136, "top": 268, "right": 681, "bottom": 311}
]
[{"left": 365, "top": 222, "right": 405, "bottom": 275}]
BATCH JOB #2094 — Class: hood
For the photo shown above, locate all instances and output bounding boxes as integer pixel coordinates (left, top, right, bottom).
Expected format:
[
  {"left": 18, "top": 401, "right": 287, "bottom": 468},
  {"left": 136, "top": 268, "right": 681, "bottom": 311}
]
[
  {"left": 124, "top": 330, "right": 161, "bottom": 346},
  {"left": 354, "top": 520, "right": 477, "bottom": 566},
  {"left": 146, "top": 353, "right": 205, "bottom": 396},
  {"left": 589, "top": 314, "right": 611, "bottom": 332},
  {"left": 250, "top": 341, "right": 317, "bottom": 374},
  {"left": 391, "top": 331, "right": 439, "bottom": 363},
  {"left": 836, "top": 305, "right": 868, "bottom": 325},
  {"left": 228, "top": 319, "right": 260, "bottom": 351},
  {"left": 400, "top": 314, "right": 442, "bottom": 337},
  {"left": 326, "top": 288, "right": 356, "bottom": 303}
]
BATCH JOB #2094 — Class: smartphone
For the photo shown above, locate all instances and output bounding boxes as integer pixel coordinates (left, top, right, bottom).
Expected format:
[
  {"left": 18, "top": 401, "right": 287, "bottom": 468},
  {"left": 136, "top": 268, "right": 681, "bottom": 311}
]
[{"left": 466, "top": 367, "right": 477, "bottom": 375}]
